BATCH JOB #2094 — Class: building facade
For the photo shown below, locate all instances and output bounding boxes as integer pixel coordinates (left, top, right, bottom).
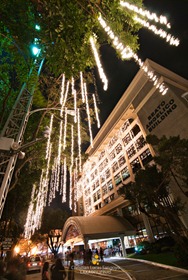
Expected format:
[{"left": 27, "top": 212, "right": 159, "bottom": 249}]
[{"left": 69, "top": 59, "right": 188, "bottom": 249}]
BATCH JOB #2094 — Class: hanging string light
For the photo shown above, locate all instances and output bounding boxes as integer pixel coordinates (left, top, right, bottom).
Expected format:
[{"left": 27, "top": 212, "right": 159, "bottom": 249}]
[
  {"left": 92, "top": 94, "right": 100, "bottom": 128},
  {"left": 134, "top": 16, "right": 179, "bottom": 46},
  {"left": 45, "top": 114, "right": 54, "bottom": 159},
  {"left": 48, "top": 157, "right": 57, "bottom": 205},
  {"left": 74, "top": 89, "right": 77, "bottom": 123},
  {"left": 77, "top": 109, "right": 82, "bottom": 172},
  {"left": 56, "top": 120, "right": 63, "bottom": 191},
  {"left": 120, "top": 1, "right": 171, "bottom": 28},
  {"left": 63, "top": 108, "right": 68, "bottom": 150},
  {"left": 80, "top": 72, "right": 85, "bottom": 103},
  {"left": 60, "top": 74, "right": 65, "bottom": 105},
  {"left": 98, "top": 15, "right": 168, "bottom": 95},
  {"left": 69, "top": 165, "right": 72, "bottom": 210},
  {"left": 62, "top": 157, "right": 67, "bottom": 202},
  {"left": 62, "top": 81, "right": 70, "bottom": 109},
  {"left": 84, "top": 83, "right": 93, "bottom": 147},
  {"left": 90, "top": 35, "right": 108, "bottom": 91}
]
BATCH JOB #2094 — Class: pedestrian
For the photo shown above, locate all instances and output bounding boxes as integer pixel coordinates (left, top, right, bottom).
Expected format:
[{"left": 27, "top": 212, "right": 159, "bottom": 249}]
[
  {"left": 51, "top": 258, "right": 66, "bottom": 280},
  {"left": 88, "top": 249, "right": 92, "bottom": 264},
  {"left": 99, "top": 247, "right": 104, "bottom": 262},
  {"left": 41, "top": 262, "right": 50, "bottom": 280},
  {"left": 68, "top": 253, "right": 74, "bottom": 280}
]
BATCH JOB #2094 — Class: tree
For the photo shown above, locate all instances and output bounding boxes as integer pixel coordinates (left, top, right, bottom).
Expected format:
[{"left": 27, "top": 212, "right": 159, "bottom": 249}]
[
  {"left": 40, "top": 207, "right": 71, "bottom": 257},
  {"left": 146, "top": 135, "right": 188, "bottom": 197},
  {"left": 118, "top": 136, "right": 188, "bottom": 256}
]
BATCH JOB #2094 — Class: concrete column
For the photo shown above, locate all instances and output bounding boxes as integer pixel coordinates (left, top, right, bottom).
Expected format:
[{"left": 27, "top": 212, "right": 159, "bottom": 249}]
[
  {"left": 141, "top": 212, "right": 155, "bottom": 243},
  {"left": 119, "top": 234, "right": 127, "bottom": 257}
]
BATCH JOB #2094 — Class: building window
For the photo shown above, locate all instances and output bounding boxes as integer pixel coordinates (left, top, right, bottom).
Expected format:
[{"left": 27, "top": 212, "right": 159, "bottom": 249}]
[
  {"left": 114, "top": 174, "right": 122, "bottom": 185},
  {"left": 118, "top": 156, "right": 126, "bottom": 167},
  {"left": 97, "top": 190, "right": 101, "bottom": 200},
  {"left": 99, "top": 162, "right": 103, "bottom": 172},
  {"left": 93, "top": 193, "right": 97, "bottom": 202},
  {"left": 102, "top": 184, "right": 108, "bottom": 195},
  {"left": 127, "top": 144, "right": 136, "bottom": 159},
  {"left": 99, "top": 150, "right": 105, "bottom": 160},
  {"left": 109, "top": 150, "right": 116, "bottom": 160},
  {"left": 112, "top": 161, "right": 119, "bottom": 173},
  {"left": 115, "top": 143, "right": 122, "bottom": 154},
  {"left": 92, "top": 184, "right": 95, "bottom": 191},
  {"left": 130, "top": 124, "right": 141, "bottom": 137},
  {"left": 107, "top": 180, "right": 113, "bottom": 191},
  {"left": 122, "top": 133, "right": 132, "bottom": 146},
  {"left": 135, "top": 135, "right": 146, "bottom": 151},
  {"left": 108, "top": 135, "right": 118, "bottom": 149},
  {"left": 105, "top": 169, "right": 111, "bottom": 179},
  {"left": 121, "top": 167, "right": 130, "bottom": 180},
  {"left": 130, "top": 158, "right": 141, "bottom": 173},
  {"left": 100, "top": 174, "right": 105, "bottom": 183},
  {"left": 121, "top": 118, "right": 133, "bottom": 132},
  {"left": 140, "top": 148, "right": 153, "bottom": 166}
]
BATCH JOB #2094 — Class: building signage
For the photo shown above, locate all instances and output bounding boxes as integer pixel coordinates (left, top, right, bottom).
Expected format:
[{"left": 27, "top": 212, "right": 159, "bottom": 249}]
[{"left": 146, "top": 99, "right": 177, "bottom": 132}]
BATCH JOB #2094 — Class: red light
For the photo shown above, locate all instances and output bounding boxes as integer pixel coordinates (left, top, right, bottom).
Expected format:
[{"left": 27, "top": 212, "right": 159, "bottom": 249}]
[
  {"left": 27, "top": 263, "right": 31, "bottom": 267},
  {"left": 38, "top": 262, "right": 42, "bottom": 266}
]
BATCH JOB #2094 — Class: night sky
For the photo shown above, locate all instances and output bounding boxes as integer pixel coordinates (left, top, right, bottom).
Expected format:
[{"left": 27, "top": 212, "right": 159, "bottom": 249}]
[{"left": 95, "top": 0, "right": 188, "bottom": 129}]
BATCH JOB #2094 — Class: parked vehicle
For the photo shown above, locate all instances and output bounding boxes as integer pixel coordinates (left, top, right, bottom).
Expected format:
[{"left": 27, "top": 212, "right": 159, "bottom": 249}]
[{"left": 26, "top": 256, "right": 42, "bottom": 273}]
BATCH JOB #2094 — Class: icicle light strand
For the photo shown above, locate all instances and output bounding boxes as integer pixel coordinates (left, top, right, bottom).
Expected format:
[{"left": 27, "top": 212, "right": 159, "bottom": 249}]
[
  {"left": 134, "top": 16, "right": 179, "bottom": 46},
  {"left": 80, "top": 72, "right": 85, "bottom": 103},
  {"left": 77, "top": 109, "right": 82, "bottom": 171},
  {"left": 90, "top": 36, "right": 108, "bottom": 91},
  {"left": 84, "top": 83, "right": 93, "bottom": 147},
  {"left": 98, "top": 15, "right": 168, "bottom": 95},
  {"left": 45, "top": 114, "right": 54, "bottom": 159},
  {"left": 63, "top": 108, "right": 68, "bottom": 150},
  {"left": 60, "top": 74, "right": 65, "bottom": 105},
  {"left": 120, "top": 1, "right": 171, "bottom": 28},
  {"left": 92, "top": 94, "right": 100, "bottom": 128},
  {"left": 62, "top": 157, "right": 67, "bottom": 202}
]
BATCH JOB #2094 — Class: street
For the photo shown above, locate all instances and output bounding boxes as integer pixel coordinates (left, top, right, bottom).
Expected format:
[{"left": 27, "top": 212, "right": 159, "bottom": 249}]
[{"left": 26, "top": 257, "right": 188, "bottom": 280}]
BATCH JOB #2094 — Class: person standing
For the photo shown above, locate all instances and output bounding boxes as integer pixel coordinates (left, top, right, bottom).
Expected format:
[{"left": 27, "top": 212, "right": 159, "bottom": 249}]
[
  {"left": 41, "top": 262, "right": 50, "bottom": 280},
  {"left": 99, "top": 247, "right": 104, "bottom": 262},
  {"left": 51, "top": 258, "right": 66, "bottom": 280},
  {"left": 68, "top": 253, "right": 74, "bottom": 280}
]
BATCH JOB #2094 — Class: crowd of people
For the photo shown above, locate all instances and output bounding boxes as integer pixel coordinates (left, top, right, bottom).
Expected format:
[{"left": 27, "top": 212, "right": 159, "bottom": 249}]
[{"left": 0, "top": 254, "right": 75, "bottom": 280}]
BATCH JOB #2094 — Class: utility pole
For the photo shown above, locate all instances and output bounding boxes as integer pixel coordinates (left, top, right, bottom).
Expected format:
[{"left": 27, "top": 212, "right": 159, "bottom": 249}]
[{"left": 0, "top": 58, "right": 44, "bottom": 218}]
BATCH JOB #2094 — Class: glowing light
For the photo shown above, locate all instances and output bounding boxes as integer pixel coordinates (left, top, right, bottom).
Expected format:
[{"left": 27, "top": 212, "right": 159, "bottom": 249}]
[
  {"left": 92, "top": 94, "right": 100, "bottom": 128},
  {"left": 90, "top": 35, "right": 108, "bottom": 91},
  {"left": 71, "top": 124, "right": 74, "bottom": 168},
  {"left": 134, "top": 16, "right": 179, "bottom": 46},
  {"left": 98, "top": 15, "right": 168, "bottom": 95},
  {"left": 46, "top": 114, "right": 53, "bottom": 159},
  {"left": 120, "top": 1, "right": 171, "bottom": 28},
  {"left": 74, "top": 89, "right": 77, "bottom": 123},
  {"left": 84, "top": 83, "right": 93, "bottom": 147},
  {"left": 80, "top": 72, "right": 85, "bottom": 103},
  {"left": 62, "top": 157, "right": 67, "bottom": 202},
  {"left": 60, "top": 76, "right": 65, "bottom": 103},
  {"left": 63, "top": 108, "right": 68, "bottom": 150},
  {"left": 62, "top": 81, "right": 70, "bottom": 108},
  {"left": 56, "top": 120, "right": 63, "bottom": 191},
  {"left": 69, "top": 166, "right": 72, "bottom": 210},
  {"left": 77, "top": 109, "right": 82, "bottom": 171}
]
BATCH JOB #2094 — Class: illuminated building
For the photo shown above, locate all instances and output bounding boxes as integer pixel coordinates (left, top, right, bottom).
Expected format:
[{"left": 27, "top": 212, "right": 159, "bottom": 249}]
[{"left": 63, "top": 59, "right": 188, "bottom": 251}]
